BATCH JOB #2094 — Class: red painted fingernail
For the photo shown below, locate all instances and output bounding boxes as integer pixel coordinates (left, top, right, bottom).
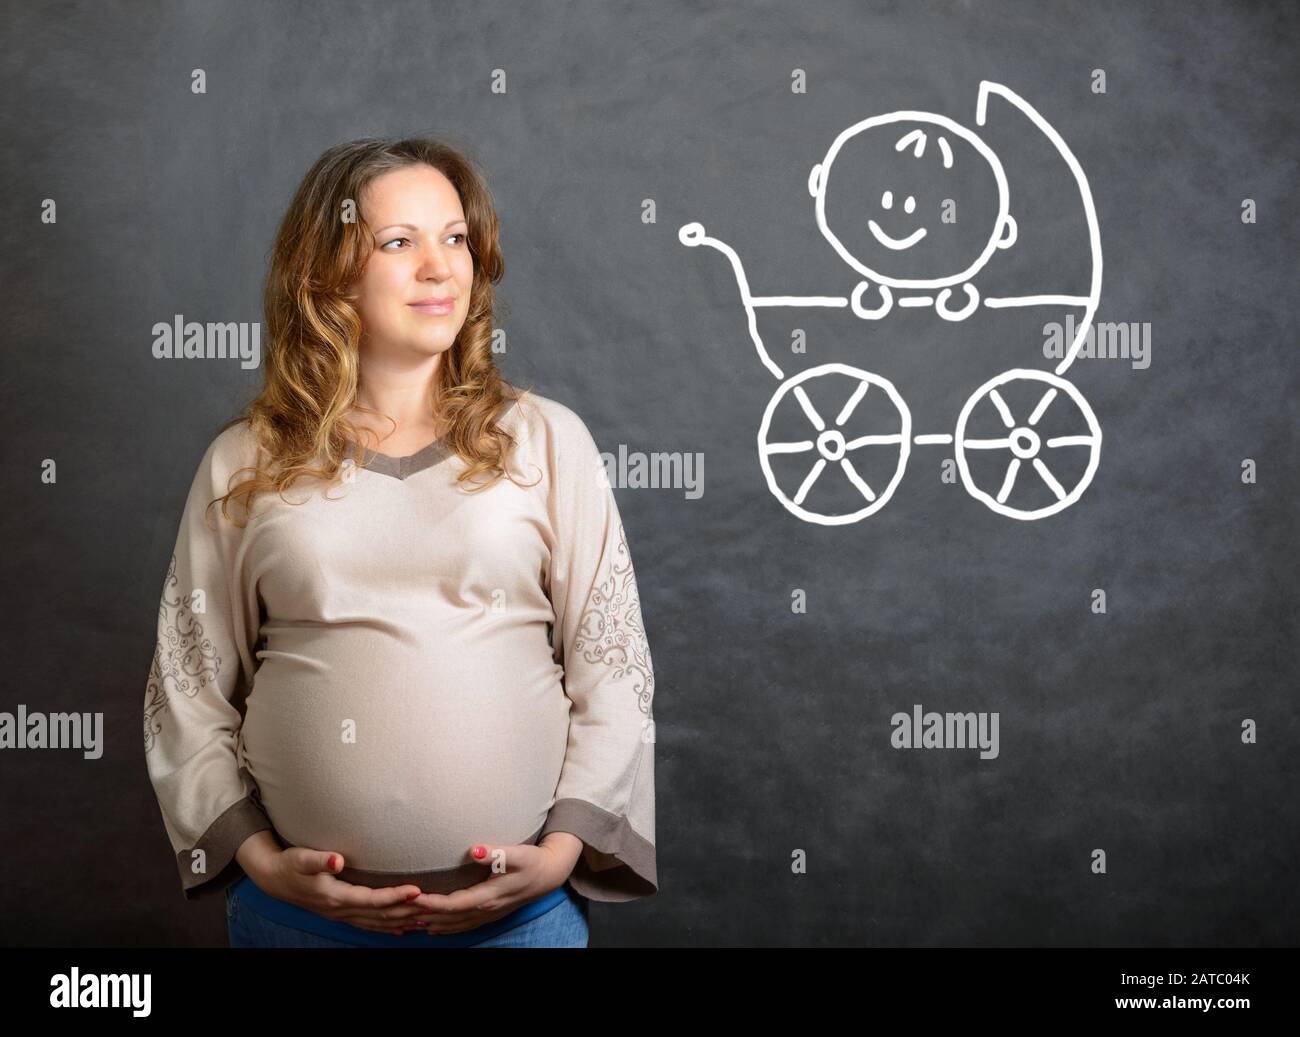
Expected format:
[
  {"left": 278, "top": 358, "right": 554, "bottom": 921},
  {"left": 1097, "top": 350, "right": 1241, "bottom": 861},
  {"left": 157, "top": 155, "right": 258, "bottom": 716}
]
[
  {"left": 328, "top": 855, "right": 338, "bottom": 870},
  {"left": 406, "top": 891, "right": 420, "bottom": 901},
  {"left": 472, "top": 845, "right": 486, "bottom": 858},
  {"left": 413, "top": 921, "right": 428, "bottom": 927}
]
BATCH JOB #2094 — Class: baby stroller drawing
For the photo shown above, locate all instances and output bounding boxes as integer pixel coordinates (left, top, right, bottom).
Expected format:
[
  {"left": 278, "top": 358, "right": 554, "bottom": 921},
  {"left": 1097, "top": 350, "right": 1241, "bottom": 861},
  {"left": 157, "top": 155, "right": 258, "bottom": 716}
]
[{"left": 679, "top": 81, "right": 1103, "bottom": 524}]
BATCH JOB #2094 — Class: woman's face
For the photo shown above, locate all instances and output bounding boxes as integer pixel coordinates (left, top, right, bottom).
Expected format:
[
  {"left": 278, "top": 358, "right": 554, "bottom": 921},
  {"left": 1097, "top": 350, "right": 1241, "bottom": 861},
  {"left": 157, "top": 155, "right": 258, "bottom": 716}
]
[{"left": 352, "top": 163, "right": 474, "bottom": 363}]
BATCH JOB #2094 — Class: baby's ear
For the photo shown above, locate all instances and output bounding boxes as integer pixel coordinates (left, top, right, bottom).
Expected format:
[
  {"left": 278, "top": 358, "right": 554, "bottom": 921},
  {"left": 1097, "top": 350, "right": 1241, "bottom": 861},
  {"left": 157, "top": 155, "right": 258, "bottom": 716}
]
[
  {"left": 996, "top": 213, "right": 1018, "bottom": 249},
  {"left": 807, "top": 163, "right": 823, "bottom": 198}
]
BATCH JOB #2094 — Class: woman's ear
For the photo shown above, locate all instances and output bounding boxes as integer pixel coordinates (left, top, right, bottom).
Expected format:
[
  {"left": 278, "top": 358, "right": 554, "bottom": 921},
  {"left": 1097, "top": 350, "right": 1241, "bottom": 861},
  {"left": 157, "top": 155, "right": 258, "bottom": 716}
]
[{"left": 996, "top": 213, "right": 1018, "bottom": 249}]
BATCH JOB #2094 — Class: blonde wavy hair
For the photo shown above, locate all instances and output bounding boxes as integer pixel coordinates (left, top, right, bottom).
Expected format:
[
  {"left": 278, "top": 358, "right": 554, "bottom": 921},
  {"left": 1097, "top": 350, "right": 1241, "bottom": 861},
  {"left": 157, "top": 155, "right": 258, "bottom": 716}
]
[{"left": 209, "top": 136, "right": 538, "bottom": 526}]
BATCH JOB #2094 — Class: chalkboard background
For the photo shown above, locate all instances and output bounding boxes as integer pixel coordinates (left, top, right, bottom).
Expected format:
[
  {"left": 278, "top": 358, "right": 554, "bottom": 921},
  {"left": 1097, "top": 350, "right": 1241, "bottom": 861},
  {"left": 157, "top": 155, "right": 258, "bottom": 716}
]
[{"left": 1, "top": 0, "right": 1295, "bottom": 946}]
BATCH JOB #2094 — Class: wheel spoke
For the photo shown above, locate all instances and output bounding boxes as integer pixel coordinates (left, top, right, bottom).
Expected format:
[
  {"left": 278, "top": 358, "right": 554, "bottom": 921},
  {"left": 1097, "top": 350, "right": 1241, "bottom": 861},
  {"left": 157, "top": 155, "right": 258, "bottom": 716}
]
[
  {"left": 840, "top": 458, "right": 877, "bottom": 502},
  {"left": 1032, "top": 459, "right": 1068, "bottom": 501},
  {"left": 792, "top": 385, "right": 826, "bottom": 432},
  {"left": 1046, "top": 435, "right": 1096, "bottom": 448},
  {"left": 835, "top": 379, "right": 870, "bottom": 426},
  {"left": 996, "top": 458, "right": 1020, "bottom": 503},
  {"left": 962, "top": 437, "right": 1013, "bottom": 449},
  {"left": 1028, "top": 388, "right": 1057, "bottom": 426},
  {"left": 765, "top": 439, "right": 816, "bottom": 454},
  {"left": 844, "top": 433, "right": 904, "bottom": 449},
  {"left": 988, "top": 389, "right": 1016, "bottom": 429},
  {"left": 793, "top": 458, "right": 827, "bottom": 505}
]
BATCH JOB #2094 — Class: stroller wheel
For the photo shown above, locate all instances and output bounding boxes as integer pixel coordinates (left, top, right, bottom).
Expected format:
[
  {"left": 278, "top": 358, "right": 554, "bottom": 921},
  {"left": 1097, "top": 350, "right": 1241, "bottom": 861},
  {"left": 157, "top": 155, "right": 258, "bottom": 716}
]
[
  {"left": 954, "top": 368, "right": 1102, "bottom": 520},
  {"left": 758, "top": 363, "right": 912, "bottom": 524}
]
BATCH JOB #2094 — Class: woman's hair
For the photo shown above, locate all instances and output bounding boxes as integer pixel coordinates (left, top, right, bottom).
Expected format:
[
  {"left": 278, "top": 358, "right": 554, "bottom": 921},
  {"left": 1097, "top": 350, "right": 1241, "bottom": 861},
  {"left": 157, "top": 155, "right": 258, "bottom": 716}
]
[{"left": 209, "top": 135, "right": 537, "bottom": 526}]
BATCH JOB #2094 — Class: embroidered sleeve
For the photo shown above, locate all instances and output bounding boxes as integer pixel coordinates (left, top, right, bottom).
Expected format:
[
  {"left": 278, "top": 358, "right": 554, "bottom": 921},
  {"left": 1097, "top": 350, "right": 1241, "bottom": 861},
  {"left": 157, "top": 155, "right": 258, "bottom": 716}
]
[
  {"left": 143, "top": 427, "right": 272, "bottom": 901},
  {"left": 540, "top": 409, "right": 658, "bottom": 903}
]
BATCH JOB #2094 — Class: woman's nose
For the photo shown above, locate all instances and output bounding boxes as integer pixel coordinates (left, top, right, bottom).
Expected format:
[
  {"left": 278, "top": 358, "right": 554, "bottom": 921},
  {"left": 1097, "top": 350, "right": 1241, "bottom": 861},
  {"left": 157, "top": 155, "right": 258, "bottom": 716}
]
[{"left": 417, "top": 245, "right": 452, "bottom": 281}]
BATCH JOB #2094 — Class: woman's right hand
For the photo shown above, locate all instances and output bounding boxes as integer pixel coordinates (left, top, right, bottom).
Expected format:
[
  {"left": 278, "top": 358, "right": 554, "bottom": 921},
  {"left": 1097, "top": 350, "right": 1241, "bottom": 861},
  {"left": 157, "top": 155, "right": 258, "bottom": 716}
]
[{"left": 237, "top": 833, "right": 427, "bottom": 935}]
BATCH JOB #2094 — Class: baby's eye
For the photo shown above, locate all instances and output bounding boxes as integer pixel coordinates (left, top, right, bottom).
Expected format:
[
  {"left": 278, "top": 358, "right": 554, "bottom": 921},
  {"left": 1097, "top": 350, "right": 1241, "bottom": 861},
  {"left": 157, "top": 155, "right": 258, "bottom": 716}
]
[
  {"left": 904, "top": 195, "right": 916, "bottom": 214},
  {"left": 881, "top": 191, "right": 894, "bottom": 210}
]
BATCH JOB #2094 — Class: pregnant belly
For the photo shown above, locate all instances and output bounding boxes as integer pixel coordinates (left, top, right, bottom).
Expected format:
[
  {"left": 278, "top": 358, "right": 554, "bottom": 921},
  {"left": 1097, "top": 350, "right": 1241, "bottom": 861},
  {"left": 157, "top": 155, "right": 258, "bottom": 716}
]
[{"left": 239, "top": 628, "right": 570, "bottom": 881}]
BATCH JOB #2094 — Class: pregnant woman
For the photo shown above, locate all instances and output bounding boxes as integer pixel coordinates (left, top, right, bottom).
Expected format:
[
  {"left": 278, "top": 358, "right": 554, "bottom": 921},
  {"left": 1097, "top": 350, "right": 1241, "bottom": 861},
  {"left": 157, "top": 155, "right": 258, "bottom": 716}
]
[{"left": 142, "top": 137, "right": 657, "bottom": 948}]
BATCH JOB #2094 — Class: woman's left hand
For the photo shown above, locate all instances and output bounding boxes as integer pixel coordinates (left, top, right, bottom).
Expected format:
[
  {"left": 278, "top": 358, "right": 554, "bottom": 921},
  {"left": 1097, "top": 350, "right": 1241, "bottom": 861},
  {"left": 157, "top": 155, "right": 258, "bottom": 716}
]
[{"left": 398, "top": 832, "right": 584, "bottom": 935}]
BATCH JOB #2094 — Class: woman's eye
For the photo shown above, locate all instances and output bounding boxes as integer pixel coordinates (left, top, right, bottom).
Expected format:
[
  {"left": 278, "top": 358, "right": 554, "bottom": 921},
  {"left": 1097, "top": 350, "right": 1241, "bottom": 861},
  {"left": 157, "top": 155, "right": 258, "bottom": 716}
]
[
  {"left": 381, "top": 237, "right": 411, "bottom": 251},
  {"left": 448, "top": 232, "right": 467, "bottom": 245}
]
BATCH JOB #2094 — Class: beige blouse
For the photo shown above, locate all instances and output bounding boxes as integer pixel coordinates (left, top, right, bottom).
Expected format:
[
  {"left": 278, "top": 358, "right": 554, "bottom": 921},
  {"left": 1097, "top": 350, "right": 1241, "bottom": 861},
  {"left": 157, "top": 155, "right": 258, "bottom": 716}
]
[{"left": 143, "top": 392, "right": 656, "bottom": 903}]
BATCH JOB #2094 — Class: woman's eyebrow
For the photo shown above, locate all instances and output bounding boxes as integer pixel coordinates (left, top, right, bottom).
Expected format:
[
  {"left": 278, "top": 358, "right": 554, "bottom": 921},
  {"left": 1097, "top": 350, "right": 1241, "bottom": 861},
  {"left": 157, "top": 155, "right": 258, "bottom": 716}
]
[{"left": 374, "top": 219, "right": 468, "bottom": 234}]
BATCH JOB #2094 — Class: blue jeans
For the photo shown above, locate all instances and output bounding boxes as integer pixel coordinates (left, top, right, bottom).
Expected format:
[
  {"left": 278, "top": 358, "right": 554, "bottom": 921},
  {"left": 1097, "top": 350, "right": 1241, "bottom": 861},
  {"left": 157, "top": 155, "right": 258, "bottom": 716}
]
[{"left": 225, "top": 875, "right": 589, "bottom": 948}]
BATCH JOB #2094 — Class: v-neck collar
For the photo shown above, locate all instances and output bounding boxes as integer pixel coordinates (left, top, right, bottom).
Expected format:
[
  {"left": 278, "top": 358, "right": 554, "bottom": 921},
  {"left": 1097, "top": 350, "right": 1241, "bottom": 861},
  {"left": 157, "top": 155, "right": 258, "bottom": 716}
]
[{"left": 346, "top": 398, "right": 519, "bottom": 482}]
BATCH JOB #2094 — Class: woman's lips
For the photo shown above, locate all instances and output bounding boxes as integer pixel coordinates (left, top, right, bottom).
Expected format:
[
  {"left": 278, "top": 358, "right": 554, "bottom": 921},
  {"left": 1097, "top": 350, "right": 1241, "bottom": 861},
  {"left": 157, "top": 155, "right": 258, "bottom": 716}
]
[{"left": 408, "top": 300, "right": 455, "bottom": 315}]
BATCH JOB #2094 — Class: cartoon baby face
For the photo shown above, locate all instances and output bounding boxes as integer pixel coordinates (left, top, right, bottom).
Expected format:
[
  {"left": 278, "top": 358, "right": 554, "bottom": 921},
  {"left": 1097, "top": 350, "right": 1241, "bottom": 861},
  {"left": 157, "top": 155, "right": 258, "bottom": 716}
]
[{"left": 810, "top": 112, "right": 1016, "bottom": 289}]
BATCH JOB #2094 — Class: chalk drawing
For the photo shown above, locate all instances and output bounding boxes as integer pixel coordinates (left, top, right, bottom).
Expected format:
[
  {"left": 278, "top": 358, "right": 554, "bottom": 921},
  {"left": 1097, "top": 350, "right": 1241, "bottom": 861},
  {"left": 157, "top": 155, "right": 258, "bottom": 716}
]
[{"left": 679, "top": 80, "right": 1103, "bottom": 523}]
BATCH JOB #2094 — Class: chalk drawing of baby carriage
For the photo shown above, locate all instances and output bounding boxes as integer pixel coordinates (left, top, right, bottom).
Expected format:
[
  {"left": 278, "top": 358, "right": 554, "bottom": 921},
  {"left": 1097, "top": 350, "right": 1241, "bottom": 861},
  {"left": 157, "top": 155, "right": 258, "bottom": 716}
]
[{"left": 679, "top": 81, "right": 1103, "bottom": 523}]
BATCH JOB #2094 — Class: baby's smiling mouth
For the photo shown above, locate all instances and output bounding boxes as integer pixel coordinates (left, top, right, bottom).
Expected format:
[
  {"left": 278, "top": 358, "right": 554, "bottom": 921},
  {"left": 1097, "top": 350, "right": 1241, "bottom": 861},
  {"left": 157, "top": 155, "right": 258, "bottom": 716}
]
[{"left": 868, "top": 220, "right": 927, "bottom": 250}]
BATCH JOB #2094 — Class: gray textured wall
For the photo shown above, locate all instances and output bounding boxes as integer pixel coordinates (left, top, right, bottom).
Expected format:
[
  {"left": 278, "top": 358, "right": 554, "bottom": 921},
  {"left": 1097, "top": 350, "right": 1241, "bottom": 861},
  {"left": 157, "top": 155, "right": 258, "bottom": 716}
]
[{"left": 1, "top": 0, "right": 1296, "bottom": 946}]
